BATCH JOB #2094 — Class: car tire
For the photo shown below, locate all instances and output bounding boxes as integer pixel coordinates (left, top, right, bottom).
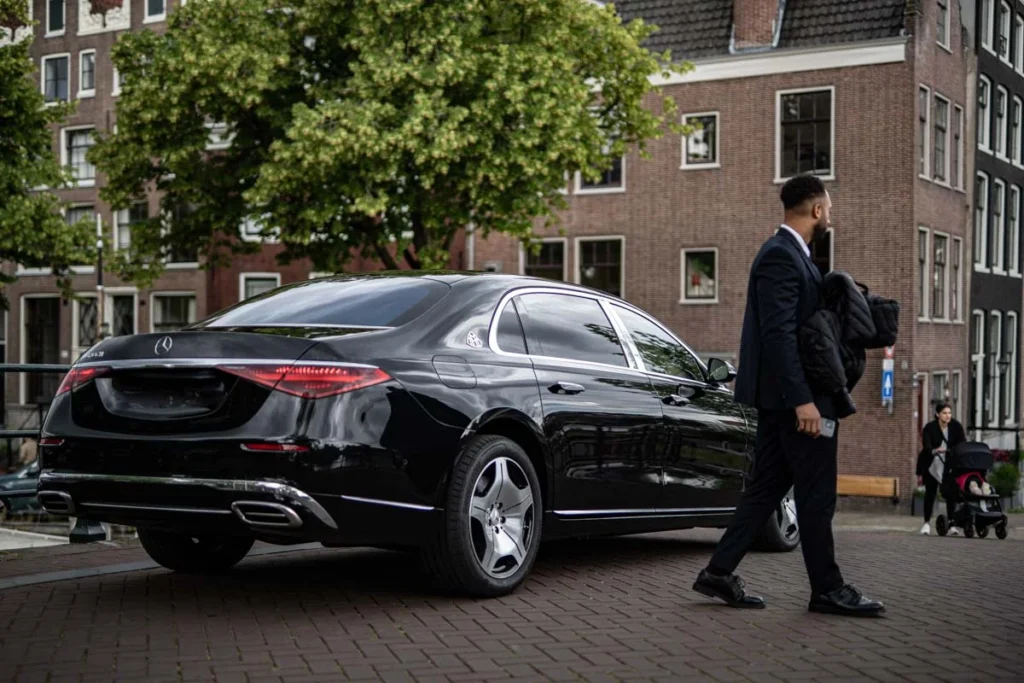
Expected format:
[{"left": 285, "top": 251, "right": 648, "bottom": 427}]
[
  {"left": 752, "top": 488, "right": 801, "bottom": 552},
  {"left": 137, "top": 529, "right": 254, "bottom": 573},
  {"left": 422, "top": 435, "right": 542, "bottom": 598},
  {"left": 0, "top": 498, "right": 8, "bottom": 523}
]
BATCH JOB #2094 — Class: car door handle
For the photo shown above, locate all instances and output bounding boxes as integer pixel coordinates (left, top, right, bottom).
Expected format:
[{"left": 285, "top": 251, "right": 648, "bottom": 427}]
[
  {"left": 549, "top": 381, "right": 585, "bottom": 395},
  {"left": 662, "top": 394, "right": 690, "bottom": 407}
]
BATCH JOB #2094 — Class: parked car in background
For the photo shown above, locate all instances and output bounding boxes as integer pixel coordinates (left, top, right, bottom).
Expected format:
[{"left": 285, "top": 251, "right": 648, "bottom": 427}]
[
  {"left": 37, "top": 273, "right": 797, "bottom": 597},
  {"left": 0, "top": 460, "right": 42, "bottom": 521}
]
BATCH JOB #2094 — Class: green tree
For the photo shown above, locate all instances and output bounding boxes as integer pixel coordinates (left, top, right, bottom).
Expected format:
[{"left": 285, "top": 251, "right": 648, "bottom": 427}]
[
  {"left": 93, "top": 0, "right": 688, "bottom": 284},
  {"left": 0, "top": 0, "right": 96, "bottom": 308}
]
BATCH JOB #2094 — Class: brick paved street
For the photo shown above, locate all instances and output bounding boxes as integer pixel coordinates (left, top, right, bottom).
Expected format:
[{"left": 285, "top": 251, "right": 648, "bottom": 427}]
[{"left": 1, "top": 524, "right": 1022, "bottom": 683}]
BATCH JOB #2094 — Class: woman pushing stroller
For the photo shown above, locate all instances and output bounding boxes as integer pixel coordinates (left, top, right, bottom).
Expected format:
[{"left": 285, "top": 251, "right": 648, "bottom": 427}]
[{"left": 916, "top": 403, "right": 966, "bottom": 536}]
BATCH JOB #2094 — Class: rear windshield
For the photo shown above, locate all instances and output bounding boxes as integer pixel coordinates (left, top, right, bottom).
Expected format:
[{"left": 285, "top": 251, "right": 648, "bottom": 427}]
[{"left": 193, "top": 277, "right": 450, "bottom": 329}]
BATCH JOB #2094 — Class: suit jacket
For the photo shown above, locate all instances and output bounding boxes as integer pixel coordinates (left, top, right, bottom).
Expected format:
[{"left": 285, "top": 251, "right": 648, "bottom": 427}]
[
  {"left": 734, "top": 229, "right": 826, "bottom": 414},
  {"left": 915, "top": 419, "right": 967, "bottom": 477}
]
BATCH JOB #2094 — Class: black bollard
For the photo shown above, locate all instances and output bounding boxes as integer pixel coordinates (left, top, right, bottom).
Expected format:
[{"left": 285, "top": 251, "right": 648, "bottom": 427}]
[{"left": 69, "top": 517, "right": 107, "bottom": 543}]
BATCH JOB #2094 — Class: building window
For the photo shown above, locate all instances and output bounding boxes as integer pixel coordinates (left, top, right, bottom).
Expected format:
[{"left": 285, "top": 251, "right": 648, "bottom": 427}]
[
  {"left": 42, "top": 54, "right": 69, "bottom": 103},
  {"left": 1013, "top": 97, "right": 1023, "bottom": 165},
  {"left": 952, "top": 370, "right": 962, "bottom": 422},
  {"left": 152, "top": 295, "right": 196, "bottom": 333},
  {"left": 522, "top": 239, "right": 566, "bottom": 281},
  {"left": 115, "top": 202, "right": 148, "bottom": 252},
  {"left": 576, "top": 237, "right": 624, "bottom": 297},
  {"left": 972, "top": 310, "right": 986, "bottom": 428},
  {"left": 79, "top": 50, "right": 96, "bottom": 97},
  {"left": 1017, "top": 15, "right": 1024, "bottom": 72},
  {"left": 65, "top": 204, "right": 94, "bottom": 228},
  {"left": 240, "top": 274, "right": 281, "bottom": 301},
  {"left": 999, "top": 2, "right": 1012, "bottom": 62},
  {"left": 22, "top": 297, "right": 62, "bottom": 404},
  {"left": 811, "top": 227, "right": 833, "bottom": 277},
  {"left": 918, "top": 86, "right": 930, "bottom": 178},
  {"left": 933, "top": 233, "right": 948, "bottom": 320},
  {"left": 933, "top": 95, "right": 949, "bottom": 182},
  {"left": 976, "top": 172, "right": 989, "bottom": 268},
  {"left": 989, "top": 312, "right": 1003, "bottom": 427},
  {"left": 996, "top": 87, "right": 1009, "bottom": 157},
  {"left": 1010, "top": 185, "right": 1021, "bottom": 275},
  {"left": 63, "top": 128, "right": 96, "bottom": 186},
  {"left": 932, "top": 372, "right": 949, "bottom": 407},
  {"left": 680, "top": 249, "right": 718, "bottom": 303},
  {"left": 952, "top": 237, "right": 963, "bottom": 321},
  {"left": 777, "top": 88, "right": 833, "bottom": 180},
  {"left": 952, "top": 105, "right": 964, "bottom": 190},
  {"left": 146, "top": 0, "right": 166, "bottom": 21},
  {"left": 682, "top": 113, "right": 719, "bottom": 168},
  {"left": 919, "top": 228, "right": 930, "bottom": 320},
  {"left": 979, "top": 77, "right": 991, "bottom": 151},
  {"left": 993, "top": 179, "right": 1006, "bottom": 271},
  {"left": 46, "top": 0, "right": 65, "bottom": 35},
  {"left": 1006, "top": 312, "right": 1019, "bottom": 424},
  {"left": 982, "top": 0, "right": 995, "bottom": 50},
  {"left": 937, "top": 0, "right": 949, "bottom": 47},
  {"left": 577, "top": 117, "right": 624, "bottom": 193},
  {"left": 112, "top": 66, "right": 124, "bottom": 97}
]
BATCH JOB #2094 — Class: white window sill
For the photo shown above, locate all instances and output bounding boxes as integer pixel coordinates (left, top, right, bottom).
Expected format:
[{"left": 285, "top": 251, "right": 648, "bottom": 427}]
[
  {"left": 1010, "top": 271, "right": 1022, "bottom": 278},
  {"left": 933, "top": 178, "right": 951, "bottom": 188},
  {"left": 681, "top": 162, "right": 720, "bottom": 171},
  {"left": 574, "top": 186, "right": 626, "bottom": 196},
  {"left": 997, "top": 153, "right": 1010, "bottom": 163},
  {"left": 980, "top": 145, "right": 993, "bottom": 155},
  {"left": 938, "top": 41, "right": 952, "bottom": 54},
  {"left": 77, "top": 90, "right": 95, "bottom": 99},
  {"left": 70, "top": 179, "right": 97, "bottom": 188},
  {"left": 992, "top": 267, "right": 1008, "bottom": 275},
  {"left": 983, "top": 44, "right": 997, "bottom": 55},
  {"left": 679, "top": 298, "right": 719, "bottom": 305},
  {"left": 918, "top": 317, "right": 931, "bottom": 324},
  {"left": 143, "top": 14, "right": 167, "bottom": 24},
  {"left": 975, "top": 264, "right": 991, "bottom": 273},
  {"left": 44, "top": 30, "right": 66, "bottom": 39},
  {"left": 1001, "top": 57, "right": 1014, "bottom": 68},
  {"left": 774, "top": 174, "right": 835, "bottom": 185},
  {"left": 165, "top": 261, "right": 200, "bottom": 270},
  {"left": 43, "top": 101, "right": 67, "bottom": 108},
  {"left": 933, "top": 317, "right": 953, "bottom": 325},
  {"left": 919, "top": 173, "right": 932, "bottom": 182}
]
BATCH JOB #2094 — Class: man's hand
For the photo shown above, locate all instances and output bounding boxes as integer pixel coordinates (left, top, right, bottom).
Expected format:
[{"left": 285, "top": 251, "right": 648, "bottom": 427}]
[{"left": 796, "top": 402, "right": 821, "bottom": 438}]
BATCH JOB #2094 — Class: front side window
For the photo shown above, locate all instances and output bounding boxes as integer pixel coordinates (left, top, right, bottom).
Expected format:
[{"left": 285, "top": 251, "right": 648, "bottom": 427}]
[
  {"left": 612, "top": 304, "right": 704, "bottom": 381},
  {"left": 778, "top": 89, "right": 833, "bottom": 179},
  {"left": 515, "top": 293, "right": 627, "bottom": 368},
  {"left": 43, "top": 55, "right": 69, "bottom": 102},
  {"left": 577, "top": 238, "right": 622, "bottom": 297},
  {"left": 523, "top": 241, "right": 565, "bottom": 281},
  {"left": 682, "top": 113, "right": 719, "bottom": 168},
  {"left": 681, "top": 249, "right": 718, "bottom": 302}
]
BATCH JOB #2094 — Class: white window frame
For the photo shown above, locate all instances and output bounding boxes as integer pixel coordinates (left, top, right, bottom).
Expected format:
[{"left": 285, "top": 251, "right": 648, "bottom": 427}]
[
  {"left": 999, "top": 2, "right": 1013, "bottom": 64},
  {"left": 982, "top": 0, "right": 996, "bottom": 52},
  {"left": 933, "top": 92, "right": 951, "bottom": 185},
  {"left": 932, "top": 370, "right": 950, "bottom": 407},
  {"left": 679, "top": 247, "right": 720, "bottom": 305},
  {"left": 78, "top": 49, "right": 96, "bottom": 99},
  {"left": 239, "top": 213, "right": 280, "bottom": 244},
  {"left": 919, "top": 227, "right": 930, "bottom": 321},
  {"left": 150, "top": 292, "right": 197, "bottom": 333},
  {"left": 239, "top": 272, "right": 281, "bottom": 302},
  {"left": 112, "top": 66, "right": 121, "bottom": 97},
  {"left": 919, "top": 85, "right": 931, "bottom": 180},
  {"left": 976, "top": 171, "right": 990, "bottom": 271},
  {"left": 40, "top": 53, "right": 71, "bottom": 105},
  {"left": 997, "top": 86, "right": 1010, "bottom": 160},
  {"left": 574, "top": 158, "right": 626, "bottom": 195},
  {"left": 932, "top": 230, "right": 951, "bottom": 322},
  {"left": 681, "top": 112, "right": 721, "bottom": 170},
  {"left": 144, "top": 0, "right": 167, "bottom": 23},
  {"left": 518, "top": 237, "right": 569, "bottom": 281},
  {"left": 953, "top": 104, "right": 965, "bottom": 190},
  {"left": 71, "top": 288, "right": 139, "bottom": 361},
  {"left": 19, "top": 294, "right": 62, "bottom": 405},
  {"left": 1013, "top": 96, "right": 1023, "bottom": 167},
  {"left": 573, "top": 235, "right": 626, "bottom": 298},
  {"left": 158, "top": 206, "right": 201, "bottom": 270},
  {"left": 937, "top": 0, "right": 951, "bottom": 50},
  {"left": 1006, "top": 311, "right": 1019, "bottom": 425},
  {"left": 1010, "top": 184, "right": 1021, "bottom": 276},
  {"left": 60, "top": 125, "right": 96, "bottom": 188},
  {"left": 993, "top": 178, "right": 1007, "bottom": 273},
  {"left": 774, "top": 85, "right": 836, "bottom": 183},
  {"left": 1016, "top": 14, "right": 1024, "bottom": 74},
  {"left": 952, "top": 236, "right": 964, "bottom": 322},
  {"left": 45, "top": 0, "right": 66, "bottom": 38},
  {"left": 952, "top": 369, "right": 963, "bottom": 422},
  {"left": 973, "top": 310, "right": 986, "bottom": 429},
  {"left": 979, "top": 76, "right": 992, "bottom": 152},
  {"left": 989, "top": 311, "right": 1004, "bottom": 428}
]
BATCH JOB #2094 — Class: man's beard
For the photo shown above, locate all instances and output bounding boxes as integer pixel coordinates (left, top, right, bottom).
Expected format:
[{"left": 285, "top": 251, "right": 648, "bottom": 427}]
[{"left": 811, "top": 221, "right": 828, "bottom": 244}]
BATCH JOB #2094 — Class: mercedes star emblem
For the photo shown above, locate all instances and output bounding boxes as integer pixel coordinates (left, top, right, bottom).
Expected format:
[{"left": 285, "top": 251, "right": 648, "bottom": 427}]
[{"left": 154, "top": 336, "right": 174, "bottom": 355}]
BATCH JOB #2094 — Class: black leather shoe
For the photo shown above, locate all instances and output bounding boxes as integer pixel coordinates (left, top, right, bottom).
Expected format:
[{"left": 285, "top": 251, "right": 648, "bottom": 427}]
[
  {"left": 809, "top": 584, "right": 885, "bottom": 617},
  {"left": 693, "top": 569, "right": 766, "bottom": 609}
]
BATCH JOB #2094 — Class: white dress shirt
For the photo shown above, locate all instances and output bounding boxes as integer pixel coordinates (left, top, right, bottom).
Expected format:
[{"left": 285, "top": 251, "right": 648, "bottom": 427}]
[{"left": 778, "top": 224, "right": 811, "bottom": 259}]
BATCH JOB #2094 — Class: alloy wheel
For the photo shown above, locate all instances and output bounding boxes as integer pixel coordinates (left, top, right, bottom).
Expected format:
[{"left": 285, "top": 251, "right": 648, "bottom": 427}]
[{"left": 468, "top": 457, "right": 535, "bottom": 578}]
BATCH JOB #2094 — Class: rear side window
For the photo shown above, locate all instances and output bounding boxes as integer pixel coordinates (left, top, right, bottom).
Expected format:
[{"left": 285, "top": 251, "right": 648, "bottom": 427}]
[
  {"left": 194, "top": 277, "right": 449, "bottom": 328},
  {"left": 496, "top": 300, "right": 528, "bottom": 355},
  {"left": 515, "top": 293, "right": 627, "bottom": 367}
]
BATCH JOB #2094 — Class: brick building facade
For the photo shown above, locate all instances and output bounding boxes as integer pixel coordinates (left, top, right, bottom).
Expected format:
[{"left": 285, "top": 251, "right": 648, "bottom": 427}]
[{"left": 471, "top": 0, "right": 977, "bottom": 501}]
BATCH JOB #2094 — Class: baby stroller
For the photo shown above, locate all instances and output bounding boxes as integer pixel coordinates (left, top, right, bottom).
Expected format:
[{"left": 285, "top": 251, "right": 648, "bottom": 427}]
[{"left": 935, "top": 442, "right": 1009, "bottom": 539}]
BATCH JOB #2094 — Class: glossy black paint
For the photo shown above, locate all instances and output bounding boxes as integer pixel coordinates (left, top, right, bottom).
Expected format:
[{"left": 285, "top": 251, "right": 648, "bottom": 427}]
[{"left": 38, "top": 272, "right": 754, "bottom": 549}]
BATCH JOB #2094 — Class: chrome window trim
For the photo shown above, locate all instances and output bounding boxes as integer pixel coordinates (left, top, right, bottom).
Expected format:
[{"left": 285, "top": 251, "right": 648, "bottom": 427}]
[{"left": 606, "top": 300, "right": 710, "bottom": 382}]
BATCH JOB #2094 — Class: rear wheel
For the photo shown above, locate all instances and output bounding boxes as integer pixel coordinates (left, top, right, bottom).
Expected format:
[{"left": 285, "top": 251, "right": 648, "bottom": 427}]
[
  {"left": 964, "top": 520, "right": 975, "bottom": 538},
  {"left": 138, "top": 529, "right": 254, "bottom": 573},
  {"left": 936, "top": 515, "right": 949, "bottom": 537},
  {"left": 995, "top": 522, "right": 1008, "bottom": 540},
  {"left": 752, "top": 488, "right": 800, "bottom": 552},
  {"left": 422, "top": 435, "right": 542, "bottom": 598},
  {"left": 976, "top": 523, "right": 990, "bottom": 539}
]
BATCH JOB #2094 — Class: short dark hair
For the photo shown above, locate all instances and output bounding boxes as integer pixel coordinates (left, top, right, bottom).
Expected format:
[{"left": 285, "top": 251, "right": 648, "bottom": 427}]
[
  {"left": 934, "top": 401, "right": 952, "bottom": 414},
  {"left": 780, "top": 174, "right": 827, "bottom": 210}
]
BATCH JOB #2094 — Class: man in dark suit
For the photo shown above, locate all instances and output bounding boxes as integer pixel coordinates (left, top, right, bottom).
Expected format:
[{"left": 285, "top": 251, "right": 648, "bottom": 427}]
[{"left": 692, "top": 174, "right": 885, "bottom": 617}]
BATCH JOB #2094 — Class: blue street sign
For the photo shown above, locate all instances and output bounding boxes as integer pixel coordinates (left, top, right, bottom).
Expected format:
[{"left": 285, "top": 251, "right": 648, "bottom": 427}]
[{"left": 881, "top": 369, "right": 894, "bottom": 401}]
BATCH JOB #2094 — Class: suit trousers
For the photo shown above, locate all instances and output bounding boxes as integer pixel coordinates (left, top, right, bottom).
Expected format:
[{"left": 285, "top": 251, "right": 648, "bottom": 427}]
[{"left": 708, "top": 408, "right": 845, "bottom": 596}]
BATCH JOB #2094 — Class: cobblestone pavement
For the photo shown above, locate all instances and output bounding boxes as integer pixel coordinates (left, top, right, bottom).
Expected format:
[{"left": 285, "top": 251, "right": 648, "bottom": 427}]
[{"left": 0, "top": 525, "right": 1022, "bottom": 683}]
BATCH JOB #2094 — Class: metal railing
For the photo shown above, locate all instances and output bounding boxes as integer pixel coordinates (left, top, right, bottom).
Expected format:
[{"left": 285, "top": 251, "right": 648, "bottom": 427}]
[{"left": 0, "top": 363, "right": 107, "bottom": 543}]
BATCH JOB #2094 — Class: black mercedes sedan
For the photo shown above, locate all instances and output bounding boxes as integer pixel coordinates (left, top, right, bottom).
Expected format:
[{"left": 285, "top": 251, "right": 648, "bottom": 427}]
[{"left": 36, "top": 272, "right": 798, "bottom": 597}]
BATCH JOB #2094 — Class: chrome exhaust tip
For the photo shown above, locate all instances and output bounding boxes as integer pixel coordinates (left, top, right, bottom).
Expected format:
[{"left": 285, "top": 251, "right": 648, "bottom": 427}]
[
  {"left": 37, "top": 491, "right": 76, "bottom": 515},
  {"left": 231, "top": 501, "right": 303, "bottom": 529}
]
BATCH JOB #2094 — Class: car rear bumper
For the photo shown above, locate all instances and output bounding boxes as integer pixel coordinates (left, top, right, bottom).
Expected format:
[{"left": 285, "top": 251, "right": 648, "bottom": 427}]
[{"left": 37, "top": 471, "right": 440, "bottom": 547}]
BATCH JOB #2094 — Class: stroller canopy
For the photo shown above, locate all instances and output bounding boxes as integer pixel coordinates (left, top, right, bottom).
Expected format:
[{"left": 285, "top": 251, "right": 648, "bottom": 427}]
[{"left": 946, "top": 441, "right": 995, "bottom": 473}]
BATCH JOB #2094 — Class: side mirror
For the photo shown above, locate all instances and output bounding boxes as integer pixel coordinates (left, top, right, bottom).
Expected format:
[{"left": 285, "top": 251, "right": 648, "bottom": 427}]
[{"left": 707, "top": 357, "right": 737, "bottom": 384}]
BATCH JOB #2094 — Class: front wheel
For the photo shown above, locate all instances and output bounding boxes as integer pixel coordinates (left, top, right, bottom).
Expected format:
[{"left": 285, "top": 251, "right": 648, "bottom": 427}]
[
  {"left": 752, "top": 488, "right": 801, "bottom": 552},
  {"left": 995, "top": 522, "right": 1008, "bottom": 540},
  {"left": 422, "top": 435, "right": 542, "bottom": 598},
  {"left": 936, "top": 515, "right": 949, "bottom": 536},
  {"left": 138, "top": 529, "right": 254, "bottom": 573}
]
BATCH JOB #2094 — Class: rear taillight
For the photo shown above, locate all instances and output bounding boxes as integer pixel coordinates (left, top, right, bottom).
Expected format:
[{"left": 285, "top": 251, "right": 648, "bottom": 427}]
[
  {"left": 56, "top": 366, "right": 111, "bottom": 395},
  {"left": 40, "top": 437, "right": 64, "bottom": 447},
  {"left": 217, "top": 363, "right": 392, "bottom": 399}
]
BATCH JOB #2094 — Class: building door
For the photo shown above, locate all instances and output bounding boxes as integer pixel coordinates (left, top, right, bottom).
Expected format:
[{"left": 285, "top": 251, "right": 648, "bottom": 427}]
[{"left": 23, "top": 297, "right": 61, "bottom": 404}]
